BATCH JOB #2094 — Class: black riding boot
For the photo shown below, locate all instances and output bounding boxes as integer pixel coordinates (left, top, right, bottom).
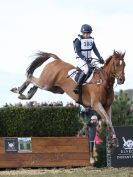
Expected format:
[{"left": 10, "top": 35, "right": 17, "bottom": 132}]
[{"left": 74, "top": 72, "right": 86, "bottom": 94}]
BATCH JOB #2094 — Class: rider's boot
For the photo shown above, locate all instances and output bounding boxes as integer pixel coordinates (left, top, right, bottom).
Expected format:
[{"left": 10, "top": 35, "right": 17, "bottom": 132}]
[{"left": 73, "top": 71, "right": 86, "bottom": 94}]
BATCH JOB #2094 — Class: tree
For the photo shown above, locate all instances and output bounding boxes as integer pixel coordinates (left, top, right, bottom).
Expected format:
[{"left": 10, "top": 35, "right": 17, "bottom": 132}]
[{"left": 112, "top": 90, "right": 133, "bottom": 126}]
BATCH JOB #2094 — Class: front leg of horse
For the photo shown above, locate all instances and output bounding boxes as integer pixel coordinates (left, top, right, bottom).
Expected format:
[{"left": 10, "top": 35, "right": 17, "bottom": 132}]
[
  {"left": 106, "top": 126, "right": 119, "bottom": 149},
  {"left": 11, "top": 81, "right": 30, "bottom": 94},
  {"left": 94, "top": 102, "right": 118, "bottom": 148},
  {"left": 105, "top": 106, "right": 119, "bottom": 148}
]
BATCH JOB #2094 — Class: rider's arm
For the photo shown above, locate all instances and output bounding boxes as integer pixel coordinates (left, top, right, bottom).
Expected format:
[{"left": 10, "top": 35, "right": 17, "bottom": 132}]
[
  {"left": 92, "top": 42, "right": 101, "bottom": 59},
  {"left": 74, "top": 39, "right": 86, "bottom": 60}
]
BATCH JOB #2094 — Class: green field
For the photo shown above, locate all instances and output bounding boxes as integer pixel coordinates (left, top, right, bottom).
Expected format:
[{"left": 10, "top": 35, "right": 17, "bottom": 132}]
[{"left": 0, "top": 167, "right": 133, "bottom": 177}]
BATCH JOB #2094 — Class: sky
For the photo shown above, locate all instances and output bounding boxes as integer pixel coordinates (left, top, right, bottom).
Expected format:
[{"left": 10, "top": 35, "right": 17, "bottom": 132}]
[{"left": 0, "top": 0, "right": 133, "bottom": 107}]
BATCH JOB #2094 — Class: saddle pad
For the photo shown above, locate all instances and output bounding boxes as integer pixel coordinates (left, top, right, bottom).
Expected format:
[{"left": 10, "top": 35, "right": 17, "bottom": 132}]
[{"left": 68, "top": 69, "right": 94, "bottom": 85}]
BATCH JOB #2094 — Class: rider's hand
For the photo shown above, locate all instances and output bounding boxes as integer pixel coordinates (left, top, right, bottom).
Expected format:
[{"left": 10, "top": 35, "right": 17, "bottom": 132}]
[{"left": 99, "top": 57, "right": 104, "bottom": 64}]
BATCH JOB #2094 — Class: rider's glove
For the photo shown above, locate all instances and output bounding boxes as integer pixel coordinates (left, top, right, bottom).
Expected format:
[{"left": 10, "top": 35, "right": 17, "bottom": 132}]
[{"left": 99, "top": 57, "right": 104, "bottom": 64}]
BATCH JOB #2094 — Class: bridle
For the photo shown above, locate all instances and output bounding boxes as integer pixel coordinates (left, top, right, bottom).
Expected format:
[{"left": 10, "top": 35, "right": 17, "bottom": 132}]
[{"left": 110, "top": 57, "right": 124, "bottom": 81}]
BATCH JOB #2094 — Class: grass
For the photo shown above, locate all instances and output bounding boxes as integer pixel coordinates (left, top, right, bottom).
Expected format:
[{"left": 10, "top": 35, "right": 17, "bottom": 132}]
[{"left": 0, "top": 167, "right": 133, "bottom": 177}]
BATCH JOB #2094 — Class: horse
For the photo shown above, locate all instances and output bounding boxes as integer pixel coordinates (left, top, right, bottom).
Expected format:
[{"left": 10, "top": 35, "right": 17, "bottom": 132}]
[{"left": 11, "top": 50, "right": 125, "bottom": 146}]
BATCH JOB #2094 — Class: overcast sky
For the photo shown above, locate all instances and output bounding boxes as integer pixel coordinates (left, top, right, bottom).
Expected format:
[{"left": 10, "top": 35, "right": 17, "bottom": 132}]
[{"left": 0, "top": 0, "right": 133, "bottom": 107}]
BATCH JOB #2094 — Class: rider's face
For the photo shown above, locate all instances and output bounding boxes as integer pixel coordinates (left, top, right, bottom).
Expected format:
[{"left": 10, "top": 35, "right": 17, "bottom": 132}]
[{"left": 82, "top": 32, "right": 91, "bottom": 39}]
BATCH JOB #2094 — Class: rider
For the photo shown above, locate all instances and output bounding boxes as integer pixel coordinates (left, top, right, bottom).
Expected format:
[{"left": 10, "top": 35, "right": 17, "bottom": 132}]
[{"left": 73, "top": 24, "right": 104, "bottom": 94}]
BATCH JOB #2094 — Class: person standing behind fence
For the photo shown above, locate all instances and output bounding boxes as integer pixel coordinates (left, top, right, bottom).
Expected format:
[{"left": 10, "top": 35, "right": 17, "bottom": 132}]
[
  {"left": 87, "top": 115, "right": 99, "bottom": 164},
  {"left": 80, "top": 106, "right": 101, "bottom": 164},
  {"left": 95, "top": 121, "right": 102, "bottom": 145}
]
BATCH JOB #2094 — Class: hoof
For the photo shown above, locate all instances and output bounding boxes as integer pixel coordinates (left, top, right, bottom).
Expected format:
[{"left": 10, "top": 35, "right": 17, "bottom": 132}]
[
  {"left": 18, "top": 94, "right": 27, "bottom": 100},
  {"left": 10, "top": 87, "right": 19, "bottom": 94},
  {"left": 112, "top": 138, "right": 119, "bottom": 148},
  {"left": 108, "top": 138, "right": 119, "bottom": 150}
]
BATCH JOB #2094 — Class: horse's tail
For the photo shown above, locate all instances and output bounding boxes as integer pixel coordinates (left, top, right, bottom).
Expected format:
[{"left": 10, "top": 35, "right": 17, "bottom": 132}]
[{"left": 26, "top": 51, "right": 60, "bottom": 76}]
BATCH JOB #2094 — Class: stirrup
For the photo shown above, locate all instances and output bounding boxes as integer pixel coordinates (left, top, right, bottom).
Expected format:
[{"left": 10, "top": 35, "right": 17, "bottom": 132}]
[{"left": 73, "top": 85, "right": 81, "bottom": 94}]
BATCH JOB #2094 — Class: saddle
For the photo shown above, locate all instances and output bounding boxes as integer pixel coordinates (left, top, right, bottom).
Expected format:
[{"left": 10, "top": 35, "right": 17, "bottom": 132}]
[
  {"left": 75, "top": 67, "right": 94, "bottom": 83},
  {"left": 68, "top": 66, "right": 103, "bottom": 86},
  {"left": 68, "top": 67, "right": 94, "bottom": 85}
]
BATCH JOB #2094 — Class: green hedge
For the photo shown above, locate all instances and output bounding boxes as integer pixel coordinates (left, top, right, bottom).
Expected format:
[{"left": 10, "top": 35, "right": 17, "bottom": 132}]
[{"left": 0, "top": 107, "right": 82, "bottom": 137}]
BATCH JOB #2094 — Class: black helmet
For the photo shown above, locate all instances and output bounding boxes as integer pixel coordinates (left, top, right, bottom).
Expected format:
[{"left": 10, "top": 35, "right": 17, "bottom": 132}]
[{"left": 81, "top": 24, "right": 92, "bottom": 33}]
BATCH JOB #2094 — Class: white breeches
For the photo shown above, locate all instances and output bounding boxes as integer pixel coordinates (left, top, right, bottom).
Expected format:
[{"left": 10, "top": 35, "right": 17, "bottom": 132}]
[{"left": 76, "top": 58, "right": 89, "bottom": 74}]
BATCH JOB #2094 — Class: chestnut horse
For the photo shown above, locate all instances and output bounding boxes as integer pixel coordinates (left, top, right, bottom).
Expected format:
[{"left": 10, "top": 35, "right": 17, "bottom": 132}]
[{"left": 11, "top": 50, "right": 125, "bottom": 146}]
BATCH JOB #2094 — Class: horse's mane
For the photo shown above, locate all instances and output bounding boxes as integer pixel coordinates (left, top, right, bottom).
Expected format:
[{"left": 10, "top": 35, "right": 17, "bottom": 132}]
[
  {"left": 104, "top": 51, "right": 122, "bottom": 66},
  {"left": 105, "top": 56, "right": 112, "bottom": 66}
]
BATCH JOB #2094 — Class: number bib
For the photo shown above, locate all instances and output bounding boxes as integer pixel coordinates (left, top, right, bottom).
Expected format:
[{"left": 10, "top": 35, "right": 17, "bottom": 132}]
[{"left": 81, "top": 38, "right": 94, "bottom": 50}]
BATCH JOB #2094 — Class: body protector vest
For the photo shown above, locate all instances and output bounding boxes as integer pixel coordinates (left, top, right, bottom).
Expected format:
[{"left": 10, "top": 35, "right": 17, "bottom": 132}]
[{"left": 74, "top": 35, "right": 94, "bottom": 59}]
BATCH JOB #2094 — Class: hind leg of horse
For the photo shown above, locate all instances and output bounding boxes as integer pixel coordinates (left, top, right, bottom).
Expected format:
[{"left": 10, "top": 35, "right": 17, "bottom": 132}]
[
  {"left": 11, "top": 80, "right": 30, "bottom": 94},
  {"left": 18, "top": 86, "right": 38, "bottom": 100}
]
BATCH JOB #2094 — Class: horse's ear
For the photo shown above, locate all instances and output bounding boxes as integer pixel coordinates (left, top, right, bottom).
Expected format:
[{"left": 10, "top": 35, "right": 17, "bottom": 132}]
[
  {"left": 122, "top": 51, "right": 126, "bottom": 58},
  {"left": 113, "top": 50, "right": 117, "bottom": 55}
]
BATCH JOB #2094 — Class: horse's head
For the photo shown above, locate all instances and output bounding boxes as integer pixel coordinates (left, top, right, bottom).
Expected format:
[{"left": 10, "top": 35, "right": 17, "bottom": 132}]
[
  {"left": 106, "top": 50, "right": 126, "bottom": 85},
  {"left": 112, "top": 50, "right": 126, "bottom": 84}
]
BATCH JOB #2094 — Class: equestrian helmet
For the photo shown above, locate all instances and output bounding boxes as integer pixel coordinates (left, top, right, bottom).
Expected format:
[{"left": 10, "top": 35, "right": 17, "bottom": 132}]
[{"left": 81, "top": 24, "right": 92, "bottom": 33}]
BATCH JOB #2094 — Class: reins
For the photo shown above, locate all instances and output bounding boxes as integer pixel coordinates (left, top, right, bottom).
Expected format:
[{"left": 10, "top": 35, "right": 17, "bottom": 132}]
[{"left": 67, "top": 57, "right": 100, "bottom": 78}]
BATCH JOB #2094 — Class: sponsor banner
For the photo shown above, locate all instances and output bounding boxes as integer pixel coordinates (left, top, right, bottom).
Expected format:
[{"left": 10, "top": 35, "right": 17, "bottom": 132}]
[
  {"left": 4, "top": 137, "right": 32, "bottom": 153},
  {"left": 18, "top": 137, "right": 32, "bottom": 153},
  {"left": 4, "top": 137, "right": 18, "bottom": 153},
  {"left": 108, "top": 126, "right": 133, "bottom": 167}
]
